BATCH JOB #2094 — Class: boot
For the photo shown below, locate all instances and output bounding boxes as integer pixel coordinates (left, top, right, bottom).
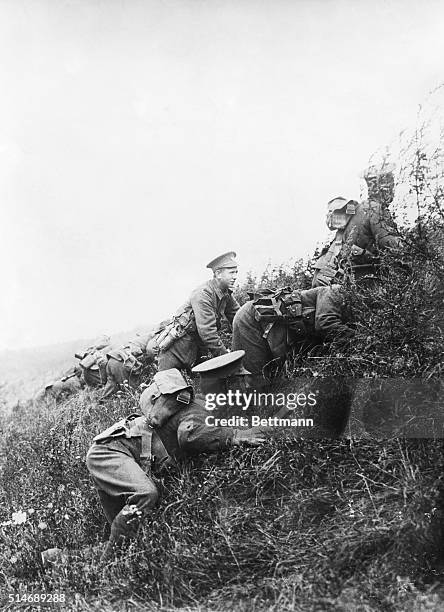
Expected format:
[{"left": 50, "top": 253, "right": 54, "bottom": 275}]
[{"left": 100, "top": 504, "right": 142, "bottom": 563}]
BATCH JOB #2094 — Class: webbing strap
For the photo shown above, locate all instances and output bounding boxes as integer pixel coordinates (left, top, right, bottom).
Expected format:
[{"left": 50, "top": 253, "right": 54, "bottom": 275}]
[
  {"left": 140, "top": 427, "right": 153, "bottom": 460},
  {"left": 262, "top": 322, "right": 275, "bottom": 339},
  {"left": 329, "top": 229, "right": 345, "bottom": 258},
  {"left": 153, "top": 433, "right": 177, "bottom": 470}
]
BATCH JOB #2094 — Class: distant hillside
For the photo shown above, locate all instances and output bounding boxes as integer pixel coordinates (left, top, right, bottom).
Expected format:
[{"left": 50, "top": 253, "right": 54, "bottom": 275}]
[{"left": 0, "top": 325, "right": 153, "bottom": 411}]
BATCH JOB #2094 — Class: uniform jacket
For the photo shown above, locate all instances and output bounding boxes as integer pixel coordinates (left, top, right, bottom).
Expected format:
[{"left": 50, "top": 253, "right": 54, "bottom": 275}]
[
  {"left": 93, "top": 397, "right": 236, "bottom": 472},
  {"left": 313, "top": 199, "right": 402, "bottom": 286},
  {"left": 125, "top": 331, "right": 156, "bottom": 357},
  {"left": 180, "top": 278, "right": 240, "bottom": 356}
]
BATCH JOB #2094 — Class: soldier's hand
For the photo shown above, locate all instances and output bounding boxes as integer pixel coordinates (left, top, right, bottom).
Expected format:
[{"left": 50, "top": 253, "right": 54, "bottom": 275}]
[{"left": 233, "top": 428, "right": 267, "bottom": 446}]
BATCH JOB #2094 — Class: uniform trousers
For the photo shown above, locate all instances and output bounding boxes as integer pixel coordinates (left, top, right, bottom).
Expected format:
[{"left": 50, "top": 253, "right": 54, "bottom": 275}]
[
  {"left": 101, "top": 358, "right": 141, "bottom": 400},
  {"left": 157, "top": 333, "right": 203, "bottom": 372},
  {"left": 86, "top": 439, "right": 159, "bottom": 524}
]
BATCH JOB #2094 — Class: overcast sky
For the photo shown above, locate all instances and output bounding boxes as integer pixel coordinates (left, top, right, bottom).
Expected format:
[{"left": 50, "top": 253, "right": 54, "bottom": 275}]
[{"left": 1, "top": 0, "right": 443, "bottom": 350}]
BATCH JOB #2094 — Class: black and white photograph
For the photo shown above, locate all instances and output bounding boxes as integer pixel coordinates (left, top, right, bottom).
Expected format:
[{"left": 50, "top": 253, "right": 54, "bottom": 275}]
[{"left": 0, "top": 1, "right": 443, "bottom": 610}]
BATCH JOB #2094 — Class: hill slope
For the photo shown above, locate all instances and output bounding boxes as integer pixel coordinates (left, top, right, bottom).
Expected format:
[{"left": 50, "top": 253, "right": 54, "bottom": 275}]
[{"left": 0, "top": 326, "right": 153, "bottom": 411}]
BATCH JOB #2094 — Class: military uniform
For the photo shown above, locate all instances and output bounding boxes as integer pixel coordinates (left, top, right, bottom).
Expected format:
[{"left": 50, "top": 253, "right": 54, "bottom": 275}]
[
  {"left": 312, "top": 197, "right": 402, "bottom": 287},
  {"left": 232, "top": 285, "right": 353, "bottom": 377},
  {"left": 35, "top": 336, "right": 113, "bottom": 404},
  {"left": 100, "top": 330, "right": 156, "bottom": 400},
  {"left": 77, "top": 335, "right": 113, "bottom": 388},
  {"left": 34, "top": 366, "right": 84, "bottom": 403},
  {"left": 157, "top": 253, "right": 240, "bottom": 371},
  {"left": 86, "top": 358, "right": 263, "bottom": 562},
  {"left": 81, "top": 351, "right": 109, "bottom": 388}
]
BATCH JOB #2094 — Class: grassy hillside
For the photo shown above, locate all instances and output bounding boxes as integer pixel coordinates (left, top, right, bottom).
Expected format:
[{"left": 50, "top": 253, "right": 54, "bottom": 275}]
[
  {"left": 1, "top": 140, "right": 443, "bottom": 609},
  {"left": 0, "top": 326, "right": 153, "bottom": 412},
  {"left": 0, "top": 213, "right": 443, "bottom": 610},
  {"left": 0, "top": 389, "right": 442, "bottom": 611}
]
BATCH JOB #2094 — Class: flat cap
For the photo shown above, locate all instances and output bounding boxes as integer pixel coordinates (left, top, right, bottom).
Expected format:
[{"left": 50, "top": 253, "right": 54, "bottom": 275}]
[
  {"left": 192, "top": 350, "right": 250, "bottom": 378},
  {"left": 139, "top": 368, "right": 193, "bottom": 413},
  {"left": 363, "top": 162, "right": 395, "bottom": 179},
  {"left": 206, "top": 251, "right": 238, "bottom": 271}
]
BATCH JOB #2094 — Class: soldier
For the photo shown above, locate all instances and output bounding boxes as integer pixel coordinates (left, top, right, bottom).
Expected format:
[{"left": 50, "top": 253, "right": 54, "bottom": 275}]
[
  {"left": 232, "top": 285, "right": 353, "bottom": 382},
  {"left": 312, "top": 162, "right": 402, "bottom": 287},
  {"left": 100, "top": 330, "right": 157, "bottom": 400},
  {"left": 76, "top": 334, "right": 113, "bottom": 388},
  {"left": 34, "top": 365, "right": 84, "bottom": 404},
  {"left": 35, "top": 335, "right": 114, "bottom": 404},
  {"left": 155, "top": 252, "right": 240, "bottom": 371},
  {"left": 364, "top": 162, "right": 396, "bottom": 208},
  {"left": 83, "top": 352, "right": 265, "bottom": 563}
]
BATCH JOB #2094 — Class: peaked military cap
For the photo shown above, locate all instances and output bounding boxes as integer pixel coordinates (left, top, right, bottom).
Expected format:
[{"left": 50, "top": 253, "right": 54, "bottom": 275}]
[
  {"left": 139, "top": 368, "right": 193, "bottom": 413},
  {"left": 206, "top": 251, "right": 238, "bottom": 271},
  {"left": 192, "top": 350, "right": 250, "bottom": 378},
  {"left": 363, "top": 162, "right": 395, "bottom": 180}
]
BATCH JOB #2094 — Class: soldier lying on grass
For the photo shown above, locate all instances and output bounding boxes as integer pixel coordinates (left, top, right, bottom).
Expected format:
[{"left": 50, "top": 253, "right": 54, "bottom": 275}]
[{"left": 42, "top": 352, "right": 265, "bottom": 567}]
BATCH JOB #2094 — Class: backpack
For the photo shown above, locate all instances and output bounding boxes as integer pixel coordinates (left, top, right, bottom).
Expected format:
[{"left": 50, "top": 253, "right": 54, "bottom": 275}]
[
  {"left": 253, "top": 286, "right": 303, "bottom": 323},
  {"left": 154, "top": 307, "right": 196, "bottom": 352}
]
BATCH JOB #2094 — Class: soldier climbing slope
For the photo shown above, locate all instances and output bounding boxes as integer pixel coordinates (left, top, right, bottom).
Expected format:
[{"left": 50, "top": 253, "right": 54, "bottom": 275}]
[
  {"left": 100, "top": 330, "right": 157, "bottom": 400},
  {"left": 312, "top": 163, "right": 402, "bottom": 287},
  {"left": 154, "top": 252, "right": 240, "bottom": 371},
  {"left": 232, "top": 285, "right": 353, "bottom": 384},
  {"left": 34, "top": 335, "right": 112, "bottom": 404},
  {"left": 76, "top": 334, "right": 113, "bottom": 388},
  {"left": 41, "top": 352, "right": 265, "bottom": 567},
  {"left": 33, "top": 365, "right": 84, "bottom": 404}
]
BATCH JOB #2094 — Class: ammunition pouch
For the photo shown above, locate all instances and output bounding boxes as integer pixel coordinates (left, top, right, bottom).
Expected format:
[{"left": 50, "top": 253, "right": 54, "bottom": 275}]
[
  {"left": 339, "top": 247, "right": 380, "bottom": 279},
  {"left": 78, "top": 348, "right": 108, "bottom": 372},
  {"left": 123, "top": 351, "right": 143, "bottom": 372},
  {"left": 313, "top": 231, "right": 345, "bottom": 285},
  {"left": 107, "top": 349, "right": 144, "bottom": 372},
  {"left": 155, "top": 308, "right": 196, "bottom": 352},
  {"left": 313, "top": 264, "right": 344, "bottom": 287},
  {"left": 79, "top": 352, "right": 98, "bottom": 370},
  {"left": 315, "top": 238, "right": 376, "bottom": 286}
]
